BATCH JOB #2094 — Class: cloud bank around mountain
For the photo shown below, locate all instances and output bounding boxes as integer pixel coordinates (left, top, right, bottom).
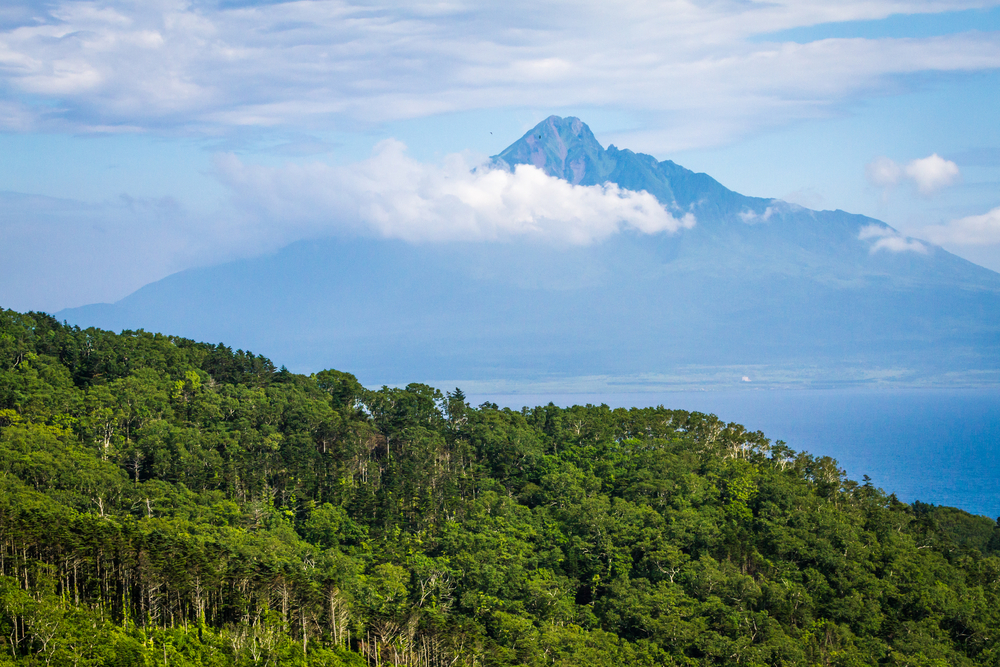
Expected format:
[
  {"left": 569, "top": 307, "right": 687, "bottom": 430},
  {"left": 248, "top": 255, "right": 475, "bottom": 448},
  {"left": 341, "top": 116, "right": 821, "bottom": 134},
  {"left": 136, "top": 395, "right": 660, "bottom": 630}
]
[
  {"left": 1, "top": 0, "right": 999, "bottom": 150},
  {"left": 213, "top": 141, "right": 694, "bottom": 245}
]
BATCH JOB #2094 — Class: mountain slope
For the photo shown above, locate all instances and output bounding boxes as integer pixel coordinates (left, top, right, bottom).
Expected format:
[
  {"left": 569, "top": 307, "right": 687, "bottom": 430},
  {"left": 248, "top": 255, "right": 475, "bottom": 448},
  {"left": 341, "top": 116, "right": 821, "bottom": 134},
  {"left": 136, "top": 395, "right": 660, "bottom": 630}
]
[{"left": 57, "top": 117, "right": 1000, "bottom": 389}]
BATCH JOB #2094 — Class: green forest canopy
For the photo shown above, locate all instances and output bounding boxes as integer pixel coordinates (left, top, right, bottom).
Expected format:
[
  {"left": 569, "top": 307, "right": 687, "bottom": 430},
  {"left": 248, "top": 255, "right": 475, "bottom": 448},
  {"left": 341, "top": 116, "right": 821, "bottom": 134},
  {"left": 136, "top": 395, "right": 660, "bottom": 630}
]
[{"left": 1, "top": 308, "right": 999, "bottom": 666}]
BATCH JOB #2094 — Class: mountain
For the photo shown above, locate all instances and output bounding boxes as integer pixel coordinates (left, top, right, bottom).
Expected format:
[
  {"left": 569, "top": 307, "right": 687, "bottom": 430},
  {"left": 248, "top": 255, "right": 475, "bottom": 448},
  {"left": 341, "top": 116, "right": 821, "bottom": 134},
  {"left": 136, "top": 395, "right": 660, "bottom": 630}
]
[{"left": 57, "top": 116, "right": 1000, "bottom": 390}]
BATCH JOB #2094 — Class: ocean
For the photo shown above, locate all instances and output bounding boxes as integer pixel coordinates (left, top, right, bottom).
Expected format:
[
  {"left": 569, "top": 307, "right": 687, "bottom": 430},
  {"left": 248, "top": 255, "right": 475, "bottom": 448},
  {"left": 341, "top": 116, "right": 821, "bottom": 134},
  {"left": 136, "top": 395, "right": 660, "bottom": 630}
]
[{"left": 469, "top": 388, "right": 1000, "bottom": 519}]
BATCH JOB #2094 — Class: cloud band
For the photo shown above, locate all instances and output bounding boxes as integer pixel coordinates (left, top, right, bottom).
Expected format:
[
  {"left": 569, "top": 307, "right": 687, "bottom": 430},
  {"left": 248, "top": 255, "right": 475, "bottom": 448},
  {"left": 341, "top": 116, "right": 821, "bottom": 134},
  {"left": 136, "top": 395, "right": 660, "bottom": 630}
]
[{"left": 214, "top": 140, "right": 695, "bottom": 245}]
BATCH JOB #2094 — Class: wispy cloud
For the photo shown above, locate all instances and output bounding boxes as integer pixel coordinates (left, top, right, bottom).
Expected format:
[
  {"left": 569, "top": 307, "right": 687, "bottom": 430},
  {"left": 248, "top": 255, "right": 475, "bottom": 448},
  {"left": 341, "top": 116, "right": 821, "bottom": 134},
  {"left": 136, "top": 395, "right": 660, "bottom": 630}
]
[
  {"left": 858, "top": 223, "right": 929, "bottom": 253},
  {"left": 214, "top": 141, "right": 694, "bottom": 245},
  {"left": 919, "top": 206, "right": 1000, "bottom": 245},
  {"left": 739, "top": 206, "right": 776, "bottom": 224},
  {"left": 1, "top": 0, "right": 999, "bottom": 149},
  {"left": 866, "top": 156, "right": 903, "bottom": 189}
]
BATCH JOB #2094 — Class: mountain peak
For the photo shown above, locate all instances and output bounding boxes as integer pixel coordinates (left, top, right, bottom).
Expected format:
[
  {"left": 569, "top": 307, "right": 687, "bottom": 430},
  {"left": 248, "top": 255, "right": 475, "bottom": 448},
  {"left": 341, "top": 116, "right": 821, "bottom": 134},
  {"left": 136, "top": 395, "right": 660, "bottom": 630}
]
[
  {"left": 494, "top": 115, "right": 613, "bottom": 184},
  {"left": 493, "top": 116, "right": 732, "bottom": 211}
]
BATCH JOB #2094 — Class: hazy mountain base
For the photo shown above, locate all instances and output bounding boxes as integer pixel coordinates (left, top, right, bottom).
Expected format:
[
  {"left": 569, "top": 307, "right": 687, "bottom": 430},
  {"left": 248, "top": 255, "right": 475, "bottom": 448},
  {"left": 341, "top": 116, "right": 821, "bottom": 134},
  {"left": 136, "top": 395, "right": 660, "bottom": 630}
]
[
  {"left": 56, "top": 232, "right": 1000, "bottom": 393},
  {"left": 4, "top": 308, "right": 1000, "bottom": 667}
]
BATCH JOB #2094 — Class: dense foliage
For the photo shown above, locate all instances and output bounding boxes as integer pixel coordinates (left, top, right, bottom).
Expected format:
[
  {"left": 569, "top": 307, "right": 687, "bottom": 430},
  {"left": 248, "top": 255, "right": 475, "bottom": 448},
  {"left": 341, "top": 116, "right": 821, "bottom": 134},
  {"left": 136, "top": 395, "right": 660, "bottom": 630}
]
[{"left": 1, "top": 308, "right": 999, "bottom": 666}]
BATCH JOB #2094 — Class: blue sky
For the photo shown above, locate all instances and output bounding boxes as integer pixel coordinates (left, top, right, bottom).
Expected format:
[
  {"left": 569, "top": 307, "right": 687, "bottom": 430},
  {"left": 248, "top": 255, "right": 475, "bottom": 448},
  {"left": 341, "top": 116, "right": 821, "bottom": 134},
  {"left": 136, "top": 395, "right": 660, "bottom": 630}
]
[{"left": 2, "top": 0, "right": 1000, "bottom": 312}]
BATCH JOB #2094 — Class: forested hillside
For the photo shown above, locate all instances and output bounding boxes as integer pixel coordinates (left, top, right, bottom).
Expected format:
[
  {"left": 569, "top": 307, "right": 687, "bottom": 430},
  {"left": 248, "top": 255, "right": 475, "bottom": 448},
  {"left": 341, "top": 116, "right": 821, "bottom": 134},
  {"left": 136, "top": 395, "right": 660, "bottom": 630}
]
[{"left": 2, "top": 308, "right": 999, "bottom": 666}]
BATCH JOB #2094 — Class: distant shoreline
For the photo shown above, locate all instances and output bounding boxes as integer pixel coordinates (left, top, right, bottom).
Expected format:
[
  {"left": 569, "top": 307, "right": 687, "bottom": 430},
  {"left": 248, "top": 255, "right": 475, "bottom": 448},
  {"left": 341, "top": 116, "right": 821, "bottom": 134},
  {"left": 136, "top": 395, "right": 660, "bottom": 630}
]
[{"left": 402, "top": 369, "right": 1000, "bottom": 395}]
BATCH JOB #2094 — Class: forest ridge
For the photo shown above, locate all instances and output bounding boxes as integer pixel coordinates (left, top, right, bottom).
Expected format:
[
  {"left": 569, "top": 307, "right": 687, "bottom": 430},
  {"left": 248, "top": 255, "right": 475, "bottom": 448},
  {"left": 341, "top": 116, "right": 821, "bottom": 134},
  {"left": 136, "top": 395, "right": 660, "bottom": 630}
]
[{"left": 1, "top": 308, "right": 1000, "bottom": 666}]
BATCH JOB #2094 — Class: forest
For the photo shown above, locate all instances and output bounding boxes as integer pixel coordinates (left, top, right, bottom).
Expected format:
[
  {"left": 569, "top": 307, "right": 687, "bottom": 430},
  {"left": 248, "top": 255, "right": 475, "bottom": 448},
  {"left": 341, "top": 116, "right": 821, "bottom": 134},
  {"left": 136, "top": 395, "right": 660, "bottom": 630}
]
[{"left": 1, "top": 307, "right": 1000, "bottom": 666}]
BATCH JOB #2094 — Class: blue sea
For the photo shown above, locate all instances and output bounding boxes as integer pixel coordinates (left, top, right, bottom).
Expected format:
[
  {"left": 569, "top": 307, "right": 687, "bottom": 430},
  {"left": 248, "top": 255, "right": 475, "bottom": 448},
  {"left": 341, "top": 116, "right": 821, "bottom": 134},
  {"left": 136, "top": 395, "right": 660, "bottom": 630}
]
[{"left": 469, "top": 388, "right": 1000, "bottom": 519}]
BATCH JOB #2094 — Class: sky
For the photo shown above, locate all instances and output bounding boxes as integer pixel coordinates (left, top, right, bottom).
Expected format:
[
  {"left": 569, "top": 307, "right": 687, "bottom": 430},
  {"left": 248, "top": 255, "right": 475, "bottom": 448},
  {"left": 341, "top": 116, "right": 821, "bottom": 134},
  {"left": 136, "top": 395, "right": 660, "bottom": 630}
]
[{"left": 2, "top": 0, "right": 1000, "bottom": 313}]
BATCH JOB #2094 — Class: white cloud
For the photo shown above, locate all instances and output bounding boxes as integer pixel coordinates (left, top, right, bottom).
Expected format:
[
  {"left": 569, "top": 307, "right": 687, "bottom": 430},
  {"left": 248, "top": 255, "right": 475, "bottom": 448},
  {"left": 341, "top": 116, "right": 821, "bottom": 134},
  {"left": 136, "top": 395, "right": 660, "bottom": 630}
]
[
  {"left": 858, "top": 223, "right": 928, "bottom": 253},
  {"left": 904, "top": 153, "right": 961, "bottom": 195},
  {"left": 0, "top": 0, "right": 999, "bottom": 149},
  {"left": 920, "top": 206, "right": 1000, "bottom": 246},
  {"left": 214, "top": 140, "right": 694, "bottom": 245},
  {"left": 865, "top": 153, "right": 960, "bottom": 197}
]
